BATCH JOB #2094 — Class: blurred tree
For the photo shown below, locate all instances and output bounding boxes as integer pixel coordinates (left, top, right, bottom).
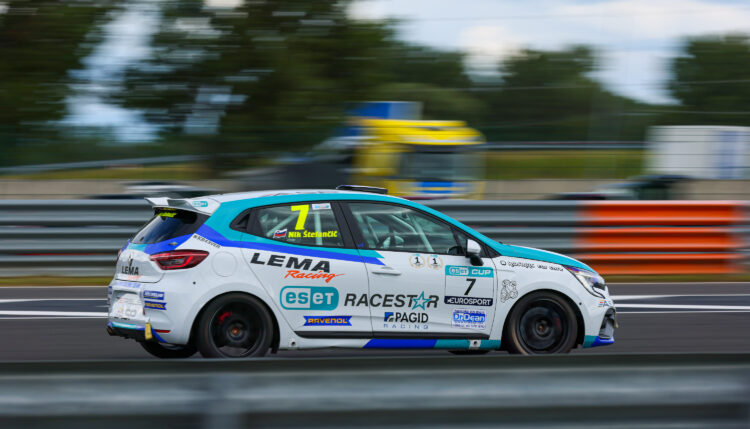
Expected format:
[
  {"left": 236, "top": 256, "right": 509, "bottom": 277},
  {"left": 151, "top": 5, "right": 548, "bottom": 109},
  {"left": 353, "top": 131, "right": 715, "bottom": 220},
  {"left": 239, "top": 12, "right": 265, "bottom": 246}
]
[
  {"left": 0, "top": 0, "right": 110, "bottom": 165},
  {"left": 478, "top": 46, "right": 654, "bottom": 141},
  {"left": 668, "top": 34, "right": 750, "bottom": 125}
]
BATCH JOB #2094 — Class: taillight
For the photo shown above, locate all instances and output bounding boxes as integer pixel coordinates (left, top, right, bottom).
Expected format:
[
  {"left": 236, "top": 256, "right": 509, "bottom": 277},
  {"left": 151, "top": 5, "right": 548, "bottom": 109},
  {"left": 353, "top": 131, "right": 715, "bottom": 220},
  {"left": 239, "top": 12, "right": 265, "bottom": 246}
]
[{"left": 150, "top": 250, "right": 209, "bottom": 270}]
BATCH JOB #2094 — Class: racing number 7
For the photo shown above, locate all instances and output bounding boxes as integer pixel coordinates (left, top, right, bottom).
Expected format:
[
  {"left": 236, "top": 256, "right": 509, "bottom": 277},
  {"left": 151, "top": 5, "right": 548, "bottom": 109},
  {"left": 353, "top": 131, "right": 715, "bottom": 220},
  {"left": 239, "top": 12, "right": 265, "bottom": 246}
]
[
  {"left": 464, "top": 278, "right": 476, "bottom": 295},
  {"left": 290, "top": 205, "right": 309, "bottom": 230}
]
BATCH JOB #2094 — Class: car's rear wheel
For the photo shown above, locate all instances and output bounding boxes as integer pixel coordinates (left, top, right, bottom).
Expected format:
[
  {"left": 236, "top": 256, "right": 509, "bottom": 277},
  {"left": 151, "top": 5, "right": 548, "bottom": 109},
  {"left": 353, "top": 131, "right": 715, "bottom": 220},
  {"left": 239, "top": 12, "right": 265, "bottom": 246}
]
[
  {"left": 196, "top": 293, "right": 274, "bottom": 358},
  {"left": 139, "top": 341, "right": 197, "bottom": 359},
  {"left": 504, "top": 291, "right": 578, "bottom": 355}
]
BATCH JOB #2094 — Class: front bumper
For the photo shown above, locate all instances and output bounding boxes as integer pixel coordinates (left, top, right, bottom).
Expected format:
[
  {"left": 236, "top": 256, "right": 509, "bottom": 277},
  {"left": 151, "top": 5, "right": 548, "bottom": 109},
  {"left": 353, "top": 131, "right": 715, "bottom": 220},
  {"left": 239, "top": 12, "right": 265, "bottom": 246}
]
[{"left": 583, "top": 307, "right": 616, "bottom": 348}]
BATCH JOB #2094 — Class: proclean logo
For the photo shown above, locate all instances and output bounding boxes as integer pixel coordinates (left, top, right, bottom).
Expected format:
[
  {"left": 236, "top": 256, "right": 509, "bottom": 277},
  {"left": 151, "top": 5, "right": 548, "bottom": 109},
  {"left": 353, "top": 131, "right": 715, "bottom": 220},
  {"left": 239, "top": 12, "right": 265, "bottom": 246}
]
[{"left": 280, "top": 286, "right": 338, "bottom": 310}]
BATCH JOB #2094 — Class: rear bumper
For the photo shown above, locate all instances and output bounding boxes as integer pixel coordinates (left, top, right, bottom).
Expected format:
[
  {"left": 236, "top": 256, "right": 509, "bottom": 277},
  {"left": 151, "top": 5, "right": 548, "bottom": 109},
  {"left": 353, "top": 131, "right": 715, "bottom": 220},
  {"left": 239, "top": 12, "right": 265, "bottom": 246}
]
[{"left": 107, "top": 321, "right": 169, "bottom": 343}]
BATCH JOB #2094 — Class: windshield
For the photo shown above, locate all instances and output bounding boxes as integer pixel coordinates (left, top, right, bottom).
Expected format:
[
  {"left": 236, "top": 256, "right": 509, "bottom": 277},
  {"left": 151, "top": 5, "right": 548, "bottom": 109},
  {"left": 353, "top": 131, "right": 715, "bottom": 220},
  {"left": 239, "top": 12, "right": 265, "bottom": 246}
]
[
  {"left": 399, "top": 151, "right": 482, "bottom": 181},
  {"left": 131, "top": 209, "right": 208, "bottom": 244}
]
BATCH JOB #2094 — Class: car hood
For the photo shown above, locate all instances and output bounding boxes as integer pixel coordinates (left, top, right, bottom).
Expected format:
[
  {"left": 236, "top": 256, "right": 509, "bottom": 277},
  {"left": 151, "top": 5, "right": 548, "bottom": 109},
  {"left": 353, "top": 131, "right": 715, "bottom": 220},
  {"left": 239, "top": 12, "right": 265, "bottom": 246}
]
[{"left": 491, "top": 242, "right": 594, "bottom": 272}]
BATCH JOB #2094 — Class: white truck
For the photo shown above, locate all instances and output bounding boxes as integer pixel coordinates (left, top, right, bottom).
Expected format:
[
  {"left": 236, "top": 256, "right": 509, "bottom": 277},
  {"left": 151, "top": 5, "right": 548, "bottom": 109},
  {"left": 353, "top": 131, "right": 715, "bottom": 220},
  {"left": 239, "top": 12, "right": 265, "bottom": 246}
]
[{"left": 648, "top": 126, "right": 750, "bottom": 179}]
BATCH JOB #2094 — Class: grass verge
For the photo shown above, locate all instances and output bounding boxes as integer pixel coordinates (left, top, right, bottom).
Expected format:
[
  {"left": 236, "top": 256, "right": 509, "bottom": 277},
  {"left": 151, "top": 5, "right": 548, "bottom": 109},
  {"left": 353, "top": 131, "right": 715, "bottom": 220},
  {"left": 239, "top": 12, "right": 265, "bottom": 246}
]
[{"left": 485, "top": 150, "right": 644, "bottom": 180}]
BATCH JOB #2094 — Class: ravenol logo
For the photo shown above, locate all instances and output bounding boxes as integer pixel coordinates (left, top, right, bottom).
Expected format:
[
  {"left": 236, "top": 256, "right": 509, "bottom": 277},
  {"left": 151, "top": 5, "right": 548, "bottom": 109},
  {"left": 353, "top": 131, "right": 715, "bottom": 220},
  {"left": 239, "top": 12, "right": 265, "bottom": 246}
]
[
  {"left": 445, "top": 265, "right": 493, "bottom": 277},
  {"left": 192, "top": 200, "right": 209, "bottom": 208},
  {"left": 303, "top": 316, "right": 351, "bottom": 326},
  {"left": 281, "top": 286, "right": 338, "bottom": 310},
  {"left": 144, "top": 301, "right": 166, "bottom": 310}
]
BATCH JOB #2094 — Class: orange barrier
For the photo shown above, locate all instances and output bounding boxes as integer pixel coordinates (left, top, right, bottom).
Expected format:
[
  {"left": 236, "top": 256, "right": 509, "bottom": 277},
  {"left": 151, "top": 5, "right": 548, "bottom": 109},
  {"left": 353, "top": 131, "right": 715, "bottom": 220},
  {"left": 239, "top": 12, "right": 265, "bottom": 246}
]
[
  {"left": 577, "top": 253, "right": 745, "bottom": 275},
  {"left": 582, "top": 201, "right": 745, "bottom": 226},
  {"left": 578, "top": 227, "right": 741, "bottom": 252},
  {"left": 578, "top": 201, "right": 747, "bottom": 275}
]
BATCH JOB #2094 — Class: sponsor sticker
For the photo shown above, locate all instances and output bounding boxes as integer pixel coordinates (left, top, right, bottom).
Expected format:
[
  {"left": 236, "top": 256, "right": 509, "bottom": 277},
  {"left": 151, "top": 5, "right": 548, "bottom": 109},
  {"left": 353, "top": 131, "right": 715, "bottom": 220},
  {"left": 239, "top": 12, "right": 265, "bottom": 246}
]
[
  {"left": 344, "top": 292, "right": 439, "bottom": 309},
  {"left": 428, "top": 254, "right": 443, "bottom": 269},
  {"left": 409, "top": 254, "right": 425, "bottom": 268},
  {"left": 273, "top": 229, "right": 288, "bottom": 239},
  {"left": 280, "top": 286, "right": 338, "bottom": 310},
  {"left": 303, "top": 316, "right": 351, "bottom": 326},
  {"left": 500, "top": 279, "right": 518, "bottom": 303},
  {"left": 311, "top": 203, "right": 331, "bottom": 210},
  {"left": 452, "top": 309, "right": 486, "bottom": 329},
  {"left": 143, "top": 290, "right": 164, "bottom": 300},
  {"left": 284, "top": 269, "right": 343, "bottom": 283},
  {"left": 445, "top": 265, "right": 493, "bottom": 277},
  {"left": 193, "top": 234, "right": 220, "bottom": 248},
  {"left": 192, "top": 200, "right": 209, "bottom": 208},
  {"left": 444, "top": 296, "right": 493, "bottom": 306},
  {"left": 144, "top": 301, "right": 166, "bottom": 311}
]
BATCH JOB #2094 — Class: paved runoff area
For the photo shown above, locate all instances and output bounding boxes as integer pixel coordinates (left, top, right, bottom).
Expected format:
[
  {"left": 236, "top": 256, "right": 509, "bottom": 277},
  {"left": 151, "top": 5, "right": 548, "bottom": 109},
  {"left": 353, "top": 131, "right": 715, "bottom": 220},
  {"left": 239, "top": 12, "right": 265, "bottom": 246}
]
[{"left": 0, "top": 283, "right": 748, "bottom": 360}]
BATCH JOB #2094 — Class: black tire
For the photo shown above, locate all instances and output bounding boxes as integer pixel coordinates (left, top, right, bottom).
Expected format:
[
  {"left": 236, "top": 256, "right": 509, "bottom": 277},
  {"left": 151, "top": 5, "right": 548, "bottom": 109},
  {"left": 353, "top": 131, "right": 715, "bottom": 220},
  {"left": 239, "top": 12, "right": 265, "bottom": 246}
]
[
  {"left": 504, "top": 291, "right": 578, "bottom": 355},
  {"left": 449, "top": 350, "right": 491, "bottom": 355},
  {"left": 196, "top": 293, "right": 274, "bottom": 358},
  {"left": 139, "top": 341, "right": 197, "bottom": 359}
]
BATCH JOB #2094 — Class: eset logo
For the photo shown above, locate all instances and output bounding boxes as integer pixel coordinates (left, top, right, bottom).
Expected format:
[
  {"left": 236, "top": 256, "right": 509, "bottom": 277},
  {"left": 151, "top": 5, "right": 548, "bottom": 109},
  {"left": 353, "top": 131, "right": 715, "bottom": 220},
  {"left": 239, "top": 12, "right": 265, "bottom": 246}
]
[{"left": 280, "top": 286, "right": 338, "bottom": 310}]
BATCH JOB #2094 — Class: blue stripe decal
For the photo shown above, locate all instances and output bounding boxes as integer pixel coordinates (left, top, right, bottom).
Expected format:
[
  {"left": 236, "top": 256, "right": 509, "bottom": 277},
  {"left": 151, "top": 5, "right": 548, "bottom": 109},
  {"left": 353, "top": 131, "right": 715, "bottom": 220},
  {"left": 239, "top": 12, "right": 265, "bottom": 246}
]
[
  {"left": 196, "top": 224, "right": 385, "bottom": 266},
  {"left": 144, "top": 234, "right": 192, "bottom": 255},
  {"left": 363, "top": 339, "right": 502, "bottom": 350},
  {"left": 583, "top": 335, "right": 615, "bottom": 348},
  {"left": 364, "top": 339, "right": 437, "bottom": 349},
  {"left": 418, "top": 182, "right": 454, "bottom": 188}
]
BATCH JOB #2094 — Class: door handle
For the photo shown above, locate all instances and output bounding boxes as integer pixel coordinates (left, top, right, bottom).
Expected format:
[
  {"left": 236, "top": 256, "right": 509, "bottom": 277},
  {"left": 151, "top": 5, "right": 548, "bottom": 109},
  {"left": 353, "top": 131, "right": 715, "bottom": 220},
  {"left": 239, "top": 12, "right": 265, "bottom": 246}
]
[{"left": 371, "top": 266, "right": 402, "bottom": 276}]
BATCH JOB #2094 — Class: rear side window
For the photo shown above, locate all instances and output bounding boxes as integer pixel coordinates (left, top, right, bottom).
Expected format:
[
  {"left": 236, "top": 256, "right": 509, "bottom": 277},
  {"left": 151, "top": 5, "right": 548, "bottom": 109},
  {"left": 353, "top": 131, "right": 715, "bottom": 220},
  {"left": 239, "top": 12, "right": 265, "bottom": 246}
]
[
  {"left": 251, "top": 203, "right": 344, "bottom": 248},
  {"left": 131, "top": 209, "right": 208, "bottom": 244}
]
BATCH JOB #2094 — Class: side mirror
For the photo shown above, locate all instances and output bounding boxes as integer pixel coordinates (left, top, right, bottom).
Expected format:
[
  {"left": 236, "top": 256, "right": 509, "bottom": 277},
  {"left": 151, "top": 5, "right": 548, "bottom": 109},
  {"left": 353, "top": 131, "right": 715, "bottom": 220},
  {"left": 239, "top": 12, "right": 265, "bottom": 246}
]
[{"left": 466, "top": 239, "right": 483, "bottom": 266}]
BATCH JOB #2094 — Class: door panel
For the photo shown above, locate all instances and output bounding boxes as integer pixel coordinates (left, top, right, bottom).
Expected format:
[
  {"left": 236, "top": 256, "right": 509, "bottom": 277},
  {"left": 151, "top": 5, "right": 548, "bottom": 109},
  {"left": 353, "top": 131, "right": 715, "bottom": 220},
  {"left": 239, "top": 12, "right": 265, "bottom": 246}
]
[
  {"left": 241, "top": 202, "right": 371, "bottom": 336},
  {"left": 343, "top": 201, "right": 493, "bottom": 338}
]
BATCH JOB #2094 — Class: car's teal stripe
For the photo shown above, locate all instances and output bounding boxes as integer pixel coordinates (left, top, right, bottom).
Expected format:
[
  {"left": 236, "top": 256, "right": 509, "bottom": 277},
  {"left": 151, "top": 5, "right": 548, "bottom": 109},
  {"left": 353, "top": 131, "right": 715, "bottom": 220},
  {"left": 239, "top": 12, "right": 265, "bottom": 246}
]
[{"left": 205, "top": 193, "right": 592, "bottom": 271}]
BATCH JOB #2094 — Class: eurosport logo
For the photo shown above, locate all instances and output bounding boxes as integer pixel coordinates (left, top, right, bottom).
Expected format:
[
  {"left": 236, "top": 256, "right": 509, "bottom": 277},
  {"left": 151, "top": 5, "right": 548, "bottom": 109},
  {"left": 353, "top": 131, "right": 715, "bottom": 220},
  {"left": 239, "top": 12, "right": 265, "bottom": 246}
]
[
  {"left": 445, "top": 265, "right": 493, "bottom": 277},
  {"left": 444, "top": 296, "right": 493, "bottom": 306},
  {"left": 280, "top": 286, "right": 338, "bottom": 310},
  {"left": 303, "top": 316, "right": 351, "bottom": 326},
  {"left": 452, "top": 309, "right": 486, "bottom": 329}
]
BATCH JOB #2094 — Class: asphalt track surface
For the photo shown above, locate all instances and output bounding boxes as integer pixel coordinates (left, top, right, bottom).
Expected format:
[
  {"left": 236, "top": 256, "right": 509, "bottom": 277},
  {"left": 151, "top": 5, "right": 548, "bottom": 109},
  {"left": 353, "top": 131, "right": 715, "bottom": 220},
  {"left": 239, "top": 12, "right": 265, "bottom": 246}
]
[{"left": 0, "top": 283, "right": 749, "bottom": 360}]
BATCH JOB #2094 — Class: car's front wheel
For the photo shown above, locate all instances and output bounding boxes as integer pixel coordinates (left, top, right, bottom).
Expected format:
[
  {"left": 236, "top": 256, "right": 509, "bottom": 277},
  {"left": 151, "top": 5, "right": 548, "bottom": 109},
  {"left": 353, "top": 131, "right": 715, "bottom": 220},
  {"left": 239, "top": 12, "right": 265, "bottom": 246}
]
[
  {"left": 504, "top": 291, "right": 578, "bottom": 355},
  {"left": 139, "top": 341, "right": 197, "bottom": 359},
  {"left": 195, "top": 293, "right": 274, "bottom": 358}
]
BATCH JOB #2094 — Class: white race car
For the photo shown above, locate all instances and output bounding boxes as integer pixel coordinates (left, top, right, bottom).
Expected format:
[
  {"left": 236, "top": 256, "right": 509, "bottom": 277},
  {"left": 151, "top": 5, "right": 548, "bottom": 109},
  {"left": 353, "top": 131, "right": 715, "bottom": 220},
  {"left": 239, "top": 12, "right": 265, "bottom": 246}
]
[{"left": 107, "top": 186, "right": 616, "bottom": 358}]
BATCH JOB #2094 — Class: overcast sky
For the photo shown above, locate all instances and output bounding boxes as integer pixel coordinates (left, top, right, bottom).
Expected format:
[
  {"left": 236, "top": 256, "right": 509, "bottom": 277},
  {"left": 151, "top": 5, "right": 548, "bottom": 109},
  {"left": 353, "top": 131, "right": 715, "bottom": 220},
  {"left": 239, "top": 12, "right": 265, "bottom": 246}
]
[{"left": 346, "top": 0, "right": 750, "bottom": 104}]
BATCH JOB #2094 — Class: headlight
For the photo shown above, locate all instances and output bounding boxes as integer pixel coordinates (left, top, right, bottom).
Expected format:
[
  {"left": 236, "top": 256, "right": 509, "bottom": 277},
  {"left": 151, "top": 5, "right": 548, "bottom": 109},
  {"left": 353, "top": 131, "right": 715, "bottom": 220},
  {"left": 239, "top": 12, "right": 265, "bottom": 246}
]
[{"left": 565, "top": 266, "right": 607, "bottom": 298}]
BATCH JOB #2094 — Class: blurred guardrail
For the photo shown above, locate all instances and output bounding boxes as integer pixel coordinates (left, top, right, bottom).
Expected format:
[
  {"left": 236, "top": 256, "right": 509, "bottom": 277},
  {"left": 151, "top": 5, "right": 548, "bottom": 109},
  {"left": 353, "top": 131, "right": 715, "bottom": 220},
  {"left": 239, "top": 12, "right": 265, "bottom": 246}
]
[
  {"left": 0, "top": 354, "right": 747, "bottom": 428},
  {"left": 0, "top": 199, "right": 748, "bottom": 277}
]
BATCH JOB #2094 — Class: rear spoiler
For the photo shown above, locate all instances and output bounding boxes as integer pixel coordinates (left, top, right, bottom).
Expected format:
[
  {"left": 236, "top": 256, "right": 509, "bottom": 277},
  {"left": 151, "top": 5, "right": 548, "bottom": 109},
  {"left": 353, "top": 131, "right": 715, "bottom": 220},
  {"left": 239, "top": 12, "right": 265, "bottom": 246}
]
[{"left": 144, "top": 197, "right": 220, "bottom": 215}]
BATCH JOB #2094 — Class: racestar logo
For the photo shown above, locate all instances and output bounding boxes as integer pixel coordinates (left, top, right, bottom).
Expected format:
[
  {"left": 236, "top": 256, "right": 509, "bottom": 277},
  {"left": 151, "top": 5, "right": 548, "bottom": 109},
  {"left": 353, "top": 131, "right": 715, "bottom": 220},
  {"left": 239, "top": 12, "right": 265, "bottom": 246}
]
[
  {"left": 284, "top": 270, "right": 343, "bottom": 283},
  {"left": 121, "top": 258, "right": 139, "bottom": 276},
  {"left": 250, "top": 253, "right": 331, "bottom": 273},
  {"left": 344, "top": 291, "right": 438, "bottom": 309}
]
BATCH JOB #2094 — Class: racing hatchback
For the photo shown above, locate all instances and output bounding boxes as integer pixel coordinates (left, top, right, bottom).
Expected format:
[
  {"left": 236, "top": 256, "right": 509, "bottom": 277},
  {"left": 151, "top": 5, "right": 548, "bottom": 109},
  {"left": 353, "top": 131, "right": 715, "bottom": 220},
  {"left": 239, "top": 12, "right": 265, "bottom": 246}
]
[{"left": 107, "top": 186, "right": 616, "bottom": 358}]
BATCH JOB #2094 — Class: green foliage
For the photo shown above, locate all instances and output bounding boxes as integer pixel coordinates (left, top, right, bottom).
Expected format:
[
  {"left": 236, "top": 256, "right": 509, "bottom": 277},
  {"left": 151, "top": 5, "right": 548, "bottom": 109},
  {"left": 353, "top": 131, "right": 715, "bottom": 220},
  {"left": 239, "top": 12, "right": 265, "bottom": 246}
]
[
  {"left": 666, "top": 34, "right": 750, "bottom": 125},
  {"left": 0, "top": 0, "right": 110, "bottom": 165}
]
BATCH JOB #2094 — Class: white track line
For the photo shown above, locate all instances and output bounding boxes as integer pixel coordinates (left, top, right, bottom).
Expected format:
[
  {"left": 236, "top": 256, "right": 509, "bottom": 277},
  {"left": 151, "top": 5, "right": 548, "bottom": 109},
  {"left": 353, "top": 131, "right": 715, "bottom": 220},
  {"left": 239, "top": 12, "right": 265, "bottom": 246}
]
[
  {"left": 615, "top": 303, "right": 750, "bottom": 311},
  {"left": 0, "top": 311, "right": 107, "bottom": 317}
]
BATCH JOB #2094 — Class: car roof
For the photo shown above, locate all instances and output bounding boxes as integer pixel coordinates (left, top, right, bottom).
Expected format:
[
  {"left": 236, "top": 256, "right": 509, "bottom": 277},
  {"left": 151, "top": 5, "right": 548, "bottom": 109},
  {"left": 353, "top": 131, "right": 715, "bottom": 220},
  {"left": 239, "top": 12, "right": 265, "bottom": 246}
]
[{"left": 206, "top": 189, "right": 407, "bottom": 203}]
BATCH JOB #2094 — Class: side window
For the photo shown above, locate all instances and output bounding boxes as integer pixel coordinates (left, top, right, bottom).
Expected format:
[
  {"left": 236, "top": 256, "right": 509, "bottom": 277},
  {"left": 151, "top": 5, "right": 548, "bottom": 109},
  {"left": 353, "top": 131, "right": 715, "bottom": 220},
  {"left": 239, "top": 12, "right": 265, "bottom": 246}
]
[
  {"left": 348, "top": 203, "right": 459, "bottom": 254},
  {"left": 252, "top": 203, "right": 344, "bottom": 247}
]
